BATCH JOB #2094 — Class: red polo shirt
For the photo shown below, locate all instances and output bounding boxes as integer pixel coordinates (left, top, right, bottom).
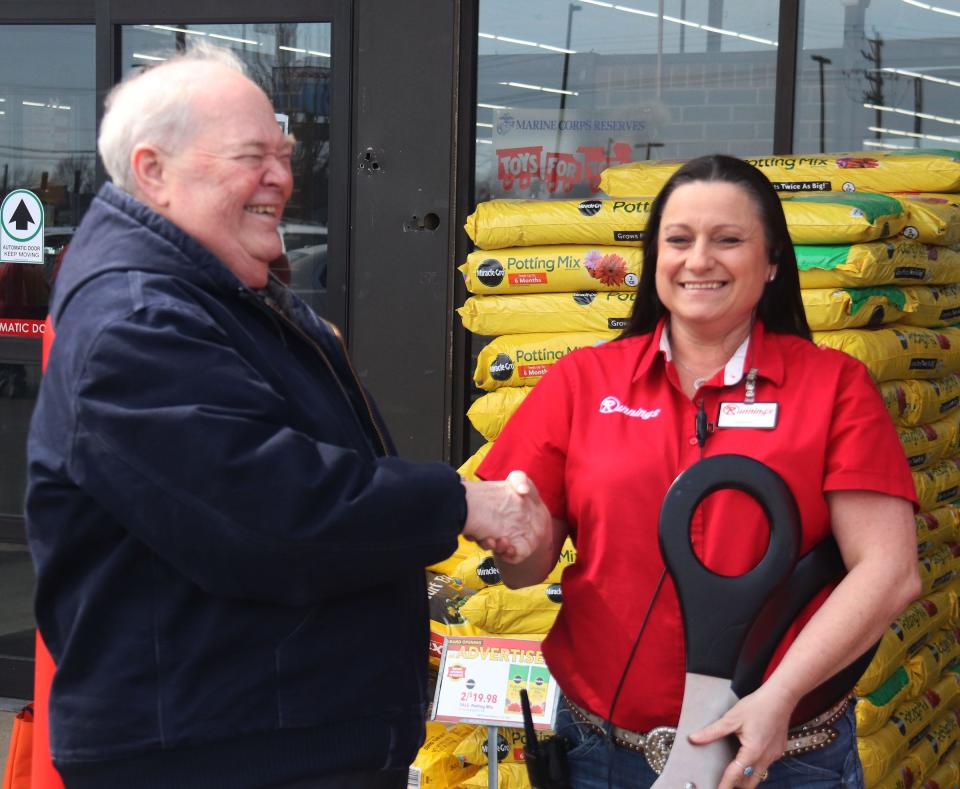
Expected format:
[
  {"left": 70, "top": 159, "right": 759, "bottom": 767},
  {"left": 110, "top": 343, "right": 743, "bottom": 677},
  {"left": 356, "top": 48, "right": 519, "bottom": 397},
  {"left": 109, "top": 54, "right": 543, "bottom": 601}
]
[{"left": 476, "top": 318, "right": 917, "bottom": 732}]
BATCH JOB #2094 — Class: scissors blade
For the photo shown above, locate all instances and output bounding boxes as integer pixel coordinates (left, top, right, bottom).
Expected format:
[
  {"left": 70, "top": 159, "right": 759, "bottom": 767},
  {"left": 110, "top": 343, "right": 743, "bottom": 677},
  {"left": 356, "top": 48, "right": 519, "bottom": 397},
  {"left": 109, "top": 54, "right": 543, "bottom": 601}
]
[{"left": 651, "top": 673, "right": 738, "bottom": 788}]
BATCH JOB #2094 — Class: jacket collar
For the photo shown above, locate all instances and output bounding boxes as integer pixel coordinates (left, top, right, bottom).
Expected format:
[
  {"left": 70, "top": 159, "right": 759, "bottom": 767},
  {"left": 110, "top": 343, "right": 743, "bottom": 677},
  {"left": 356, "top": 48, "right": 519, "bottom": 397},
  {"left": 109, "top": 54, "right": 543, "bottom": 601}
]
[
  {"left": 51, "top": 182, "right": 247, "bottom": 323},
  {"left": 631, "top": 316, "right": 785, "bottom": 387}
]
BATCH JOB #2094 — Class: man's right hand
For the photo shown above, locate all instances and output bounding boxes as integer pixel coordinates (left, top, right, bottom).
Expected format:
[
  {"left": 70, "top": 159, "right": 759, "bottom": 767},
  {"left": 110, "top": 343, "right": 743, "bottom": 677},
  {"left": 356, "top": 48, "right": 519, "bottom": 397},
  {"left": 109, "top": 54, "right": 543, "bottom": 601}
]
[{"left": 461, "top": 471, "right": 551, "bottom": 565}]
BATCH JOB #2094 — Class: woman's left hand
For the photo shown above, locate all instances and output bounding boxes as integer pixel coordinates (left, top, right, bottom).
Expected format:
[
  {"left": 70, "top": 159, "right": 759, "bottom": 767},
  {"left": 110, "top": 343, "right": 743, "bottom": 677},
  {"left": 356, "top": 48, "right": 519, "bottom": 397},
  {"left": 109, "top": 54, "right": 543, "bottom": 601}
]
[{"left": 687, "top": 682, "right": 795, "bottom": 788}]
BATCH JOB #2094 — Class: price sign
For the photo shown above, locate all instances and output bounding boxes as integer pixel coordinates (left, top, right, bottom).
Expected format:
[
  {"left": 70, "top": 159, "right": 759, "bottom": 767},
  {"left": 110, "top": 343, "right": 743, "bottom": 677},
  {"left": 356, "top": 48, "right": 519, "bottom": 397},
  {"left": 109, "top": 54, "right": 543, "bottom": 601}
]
[{"left": 432, "top": 636, "right": 559, "bottom": 730}]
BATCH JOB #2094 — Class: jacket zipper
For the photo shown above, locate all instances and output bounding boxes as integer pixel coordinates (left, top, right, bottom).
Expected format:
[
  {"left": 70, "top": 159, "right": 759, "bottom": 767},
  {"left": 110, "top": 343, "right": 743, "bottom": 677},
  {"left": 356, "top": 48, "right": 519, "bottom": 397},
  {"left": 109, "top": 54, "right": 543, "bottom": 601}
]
[
  {"left": 240, "top": 288, "right": 390, "bottom": 457},
  {"left": 314, "top": 317, "right": 392, "bottom": 457}
]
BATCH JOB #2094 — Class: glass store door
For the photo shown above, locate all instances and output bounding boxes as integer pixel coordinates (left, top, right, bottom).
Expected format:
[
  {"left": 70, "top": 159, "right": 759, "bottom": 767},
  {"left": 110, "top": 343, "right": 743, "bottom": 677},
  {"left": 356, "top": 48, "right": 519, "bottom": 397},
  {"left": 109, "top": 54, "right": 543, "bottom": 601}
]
[
  {"left": 0, "top": 2, "right": 347, "bottom": 699},
  {"left": 0, "top": 23, "right": 96, "bottom": 699},
  {"left": 119, "top": 21, "right": 340, "bottom": 322}
]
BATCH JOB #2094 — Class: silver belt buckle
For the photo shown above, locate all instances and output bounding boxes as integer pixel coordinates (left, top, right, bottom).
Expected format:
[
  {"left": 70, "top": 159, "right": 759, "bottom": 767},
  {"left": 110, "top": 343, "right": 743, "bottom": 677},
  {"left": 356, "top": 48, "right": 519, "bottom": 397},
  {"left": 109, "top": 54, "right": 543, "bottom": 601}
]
[{"left": 642, "top": 726, "right": 676, "bottom": 774}]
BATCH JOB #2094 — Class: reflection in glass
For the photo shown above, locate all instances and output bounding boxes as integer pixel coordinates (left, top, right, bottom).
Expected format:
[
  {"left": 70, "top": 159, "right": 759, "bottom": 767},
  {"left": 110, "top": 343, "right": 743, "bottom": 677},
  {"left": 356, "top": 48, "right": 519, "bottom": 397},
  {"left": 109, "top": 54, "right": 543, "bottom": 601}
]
[
  {"left": 797, "top": 0, "right": 960, "bottom": 153},
  {"left": 0, "top": 22, "right": 93, "bottom": 690},
  {"left": 0, "top": 24, "right": 94, "bottom": 526},
  {"left": 476, "top": 0, "right": 780, "bottom": 201},
  {"left": 0, "top": 25, "right": 95, "bottom": 322},
  {"left": 121, "top": 24, "right": 332, "bottom": 315}
]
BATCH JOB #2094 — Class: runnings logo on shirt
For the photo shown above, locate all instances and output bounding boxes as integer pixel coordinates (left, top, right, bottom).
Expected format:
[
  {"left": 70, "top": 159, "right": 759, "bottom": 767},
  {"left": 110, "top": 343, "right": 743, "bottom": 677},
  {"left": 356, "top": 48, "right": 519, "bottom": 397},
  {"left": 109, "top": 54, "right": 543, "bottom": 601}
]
[{"left": 598, "top": 396, "right": 661, "bottom": 420}]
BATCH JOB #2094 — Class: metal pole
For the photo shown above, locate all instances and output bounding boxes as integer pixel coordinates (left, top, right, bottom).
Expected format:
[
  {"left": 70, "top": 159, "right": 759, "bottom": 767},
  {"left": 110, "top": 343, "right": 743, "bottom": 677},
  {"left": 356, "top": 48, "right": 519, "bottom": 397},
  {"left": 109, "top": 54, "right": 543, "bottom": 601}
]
[
  {"left": 657, "top": 0, "right": 664, "bottom": 101},
  {"left": 487, "top": 726, "right": 498, "bottom": 789},
  {"left": 914, "top": 76, "right": 923, "bottom": 145},
  {"left": 559, "top": 3, "right": 581, "bottom": 116},
  {"left": 555, "top": 3, "right": 580, "bottom": 188},
  {"left": 810, "top": 55, "right": 831, "bottom": 153}
]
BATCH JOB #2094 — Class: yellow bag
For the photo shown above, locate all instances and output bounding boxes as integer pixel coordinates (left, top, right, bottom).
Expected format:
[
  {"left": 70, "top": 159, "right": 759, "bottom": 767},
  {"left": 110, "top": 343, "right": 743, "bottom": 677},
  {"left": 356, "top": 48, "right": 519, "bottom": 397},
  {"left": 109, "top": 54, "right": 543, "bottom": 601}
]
[
  {"left": 459, "top": 246, "right": 643, "bottom": 294},
  {"left": 812, "top": 326, "right": 960, "bottom": 383},
  {"left": 855, "top": 591, "right": 953, "bottom": 695},
  {"left": 946, "top": 574, "right": 960, "bottom": 615},
  {"left": 906, "top": 627, "right": 960, "bottom": 695},
  {"left": 856, "top": 666, "right": 912, "bottom": 737},
  {"left": 458, "top": 442, "right": 494, "bottom": 481},
  {"left": 451, "top": 550, "right": 501, "bottom": 590},
  {"left": 893, "top": 193, "right": 960, "bottom": 246},
  {"left": 919, "top": 544, "right": 959, "bottom": 595},
  {"left": 913, "top": 460, "right": 960, "bottom": 513},
  {"left": 858, "top": 672, "right": 960, "bottom": 787},
  {"left": 897, "top": 414, "right": 959, "bottom": 471},
  {"left": 781, "top": 193, "right": 907, "bottom": 245},
  {"left": 467, "top": 388, "right": 533, "bottom": 443},
  {"left": 915, "top": 506, "right": 960, "bottom": 555},
  {"left": 460, "top": 583, "right": 562, "bottom": 636},
  {"left": 457, "top": 763, "right": 531, "bottom": 789},
  {"left": 428, "top": 534, "right": 488, "bottom": 577},
  {"left": 872, "top": 708, "right": 960, "bottom": 789},
  {"left": 796, "top": 241, "right": 960, "bottom": 289},
  {"left": 465, "top": 199, "right": 651, "bottom": 249},
  {"left": 408, "top": 722, "right": 482, "bottom": 788},
  {"left": 599, "top": 150, "right": 960, "bottom": 196},
  {"left": 460, "top": 292, "right": 636, "bottom": 337},
  {"left": 921, "top": 706, "right": 960, "bottom": 768},
  {"left": 801, "top": 287, "right": 905, "bottom": 331},
  {"left": 879, "top": 374, "right": 960, "bottom": 427},
  {"left": 453, "top": 537, "right": 576, "bottom": 591},
  {"left": 474, "top": 332, "right": 614, "bottom": 391},
  {"left": 871, "top": 756, "right": 925, "bottom": 789},
  {"left": 920, "top": 760, "right": 959, "bottom": 789},
  {"left": 897, "top": 284, "right": 960, "bottom": 328},
  {"left": 453, "top": 725, "right": 543, "bottom": 765}
]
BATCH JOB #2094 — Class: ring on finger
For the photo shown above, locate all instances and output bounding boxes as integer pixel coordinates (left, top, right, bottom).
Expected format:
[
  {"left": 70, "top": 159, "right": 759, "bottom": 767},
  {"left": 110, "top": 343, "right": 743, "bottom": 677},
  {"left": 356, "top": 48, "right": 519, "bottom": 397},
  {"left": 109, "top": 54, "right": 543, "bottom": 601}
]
[{"left": 733, "top": 759, "right": 754, "bottom": 778}]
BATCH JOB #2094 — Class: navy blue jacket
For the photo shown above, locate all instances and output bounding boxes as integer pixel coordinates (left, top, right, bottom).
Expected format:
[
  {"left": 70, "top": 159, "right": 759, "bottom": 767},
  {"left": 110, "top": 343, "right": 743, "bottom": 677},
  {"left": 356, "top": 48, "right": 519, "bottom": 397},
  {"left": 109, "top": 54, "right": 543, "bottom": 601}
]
[{"left": 26, "top": 184, "right": 465, "bottom": 788}]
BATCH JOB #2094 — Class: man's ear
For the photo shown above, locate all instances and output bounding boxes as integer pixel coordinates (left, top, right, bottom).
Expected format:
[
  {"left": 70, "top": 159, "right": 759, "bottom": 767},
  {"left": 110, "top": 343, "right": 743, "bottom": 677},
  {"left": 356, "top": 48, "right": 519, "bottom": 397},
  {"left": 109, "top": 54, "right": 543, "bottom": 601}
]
[{"left": 130, "top": 143, "right": 170, "bottom": 207}]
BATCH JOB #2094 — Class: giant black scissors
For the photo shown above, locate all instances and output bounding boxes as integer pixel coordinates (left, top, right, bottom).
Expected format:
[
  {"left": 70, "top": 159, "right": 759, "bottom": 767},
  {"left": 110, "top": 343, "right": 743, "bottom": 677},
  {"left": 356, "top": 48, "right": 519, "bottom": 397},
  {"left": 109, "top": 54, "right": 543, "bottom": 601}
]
[{"left": 652, "top": 455, "right": 875, "bottom": 787}]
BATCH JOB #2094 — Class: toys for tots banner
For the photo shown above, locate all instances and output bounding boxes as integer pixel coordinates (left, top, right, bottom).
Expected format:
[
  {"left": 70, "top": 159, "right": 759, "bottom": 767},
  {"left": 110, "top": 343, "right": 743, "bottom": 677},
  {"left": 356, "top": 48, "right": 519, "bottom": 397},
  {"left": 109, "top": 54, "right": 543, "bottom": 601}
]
[{"left": 488, "top": 108, "right": 661, "bottom": 198}]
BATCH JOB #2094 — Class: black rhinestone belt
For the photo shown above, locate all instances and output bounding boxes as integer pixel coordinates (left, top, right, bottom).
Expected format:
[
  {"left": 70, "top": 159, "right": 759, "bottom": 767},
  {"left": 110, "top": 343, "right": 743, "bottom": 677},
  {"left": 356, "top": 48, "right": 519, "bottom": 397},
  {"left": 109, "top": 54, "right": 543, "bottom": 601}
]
[{"left": 565, "top": 696, "right": 847, "bottom": 775}]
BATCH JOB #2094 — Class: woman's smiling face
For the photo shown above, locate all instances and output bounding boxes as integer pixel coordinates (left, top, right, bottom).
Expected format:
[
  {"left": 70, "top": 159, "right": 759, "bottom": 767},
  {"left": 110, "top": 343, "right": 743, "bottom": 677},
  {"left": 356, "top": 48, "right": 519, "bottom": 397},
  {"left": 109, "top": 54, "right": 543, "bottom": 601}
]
[{"left": 655, "top": 180, "right": 776, "bottom": 338}]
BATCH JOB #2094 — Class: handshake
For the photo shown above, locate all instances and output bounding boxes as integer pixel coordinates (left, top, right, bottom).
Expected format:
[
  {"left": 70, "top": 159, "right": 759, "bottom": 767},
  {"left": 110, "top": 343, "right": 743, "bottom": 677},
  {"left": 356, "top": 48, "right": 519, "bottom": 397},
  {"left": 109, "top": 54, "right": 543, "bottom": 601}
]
[{"left": 461, "top": 471, "right": 553, "bottom": 566}]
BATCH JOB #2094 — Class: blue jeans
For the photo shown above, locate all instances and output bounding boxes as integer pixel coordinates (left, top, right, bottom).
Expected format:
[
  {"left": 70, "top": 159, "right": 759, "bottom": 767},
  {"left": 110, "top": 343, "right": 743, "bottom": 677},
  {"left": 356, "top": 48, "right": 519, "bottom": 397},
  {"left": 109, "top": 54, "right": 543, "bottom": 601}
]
[{"left": 555, "top": 698, "right": 864, "bottom": 789}]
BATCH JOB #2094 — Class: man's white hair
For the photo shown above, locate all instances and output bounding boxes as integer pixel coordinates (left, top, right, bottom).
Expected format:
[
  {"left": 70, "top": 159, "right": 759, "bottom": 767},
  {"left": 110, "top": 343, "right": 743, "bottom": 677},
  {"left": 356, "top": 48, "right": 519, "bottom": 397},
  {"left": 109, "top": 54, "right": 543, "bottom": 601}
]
[{"left": 98, "top": 42, "right": 248, "bottom": 193}]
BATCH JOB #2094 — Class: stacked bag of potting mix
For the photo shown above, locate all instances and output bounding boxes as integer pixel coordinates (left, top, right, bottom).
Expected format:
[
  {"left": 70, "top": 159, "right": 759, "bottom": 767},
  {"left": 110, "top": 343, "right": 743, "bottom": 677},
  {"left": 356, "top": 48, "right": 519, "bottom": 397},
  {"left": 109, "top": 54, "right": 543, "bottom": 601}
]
[{"left": 411, "top": 150, "right": 960, "bottom": 788}]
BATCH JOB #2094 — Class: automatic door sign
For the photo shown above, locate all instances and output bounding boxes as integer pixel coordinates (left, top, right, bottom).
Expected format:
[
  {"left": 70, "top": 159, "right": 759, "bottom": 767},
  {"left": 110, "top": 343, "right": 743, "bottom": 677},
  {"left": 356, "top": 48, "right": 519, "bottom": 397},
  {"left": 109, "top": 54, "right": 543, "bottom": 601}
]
[{"left": 1, "top": 189, "right": 44, "bottom": 264}]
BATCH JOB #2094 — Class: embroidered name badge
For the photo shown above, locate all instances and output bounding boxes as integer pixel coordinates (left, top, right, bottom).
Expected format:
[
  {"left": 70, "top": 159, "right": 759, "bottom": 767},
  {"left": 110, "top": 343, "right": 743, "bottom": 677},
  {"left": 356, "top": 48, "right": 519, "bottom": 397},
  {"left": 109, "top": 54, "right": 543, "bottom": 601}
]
[
  {"left": 598, "top": 395, "right": 661, "bottom": 420},
  {"left": 717, "top": 402, "right": 779, "bottom": 429}
]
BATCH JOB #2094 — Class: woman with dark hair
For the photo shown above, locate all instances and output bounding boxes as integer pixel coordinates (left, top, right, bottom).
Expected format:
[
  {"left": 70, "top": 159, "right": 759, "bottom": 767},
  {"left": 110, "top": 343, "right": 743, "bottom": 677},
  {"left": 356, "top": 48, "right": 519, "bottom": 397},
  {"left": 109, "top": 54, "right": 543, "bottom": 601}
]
[
  {"left": 476, "top": 154, "right": 919, "bottom": 788},
  {"left": 624, "top": 154, "right": 809, "bottom": 340}
]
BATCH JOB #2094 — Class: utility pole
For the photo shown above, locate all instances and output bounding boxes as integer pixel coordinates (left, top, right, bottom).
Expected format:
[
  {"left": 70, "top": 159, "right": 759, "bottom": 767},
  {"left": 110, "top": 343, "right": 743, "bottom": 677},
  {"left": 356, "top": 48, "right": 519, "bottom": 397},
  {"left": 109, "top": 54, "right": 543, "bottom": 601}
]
[
  {"left": 559, "top": 3, "right": 581, "bottom": 116},
  {"left": 861, "top": 35, "right": 884, "bottom": 140},
  {"left": 914, "top": 76, "right": 923, "bottom": 143},
  {"left": 811, "top": 54, "right": 832, "bottom": 153}
]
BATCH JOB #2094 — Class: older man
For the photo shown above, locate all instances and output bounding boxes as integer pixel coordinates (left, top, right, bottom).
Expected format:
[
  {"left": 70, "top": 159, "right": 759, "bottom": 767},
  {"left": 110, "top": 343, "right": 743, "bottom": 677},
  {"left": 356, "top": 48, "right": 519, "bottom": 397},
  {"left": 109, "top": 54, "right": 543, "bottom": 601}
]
[{"left": 25, "top": 46, "right": 548, "bottom": 789}]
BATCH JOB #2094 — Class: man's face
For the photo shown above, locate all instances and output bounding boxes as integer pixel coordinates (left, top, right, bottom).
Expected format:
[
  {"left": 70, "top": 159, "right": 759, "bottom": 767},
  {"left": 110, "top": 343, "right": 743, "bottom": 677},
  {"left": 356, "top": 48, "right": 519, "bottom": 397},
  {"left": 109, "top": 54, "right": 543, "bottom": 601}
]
[{"left": 160, "top": 71, "right": 293, "bottom": 288}]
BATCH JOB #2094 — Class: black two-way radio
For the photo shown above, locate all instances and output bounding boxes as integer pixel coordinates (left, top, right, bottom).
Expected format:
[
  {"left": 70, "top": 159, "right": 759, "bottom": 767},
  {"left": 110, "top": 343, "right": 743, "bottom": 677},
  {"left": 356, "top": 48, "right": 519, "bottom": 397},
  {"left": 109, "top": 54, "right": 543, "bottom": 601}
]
[{"left": 520, "top": 689, "right": 571, "bottom": 789}]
